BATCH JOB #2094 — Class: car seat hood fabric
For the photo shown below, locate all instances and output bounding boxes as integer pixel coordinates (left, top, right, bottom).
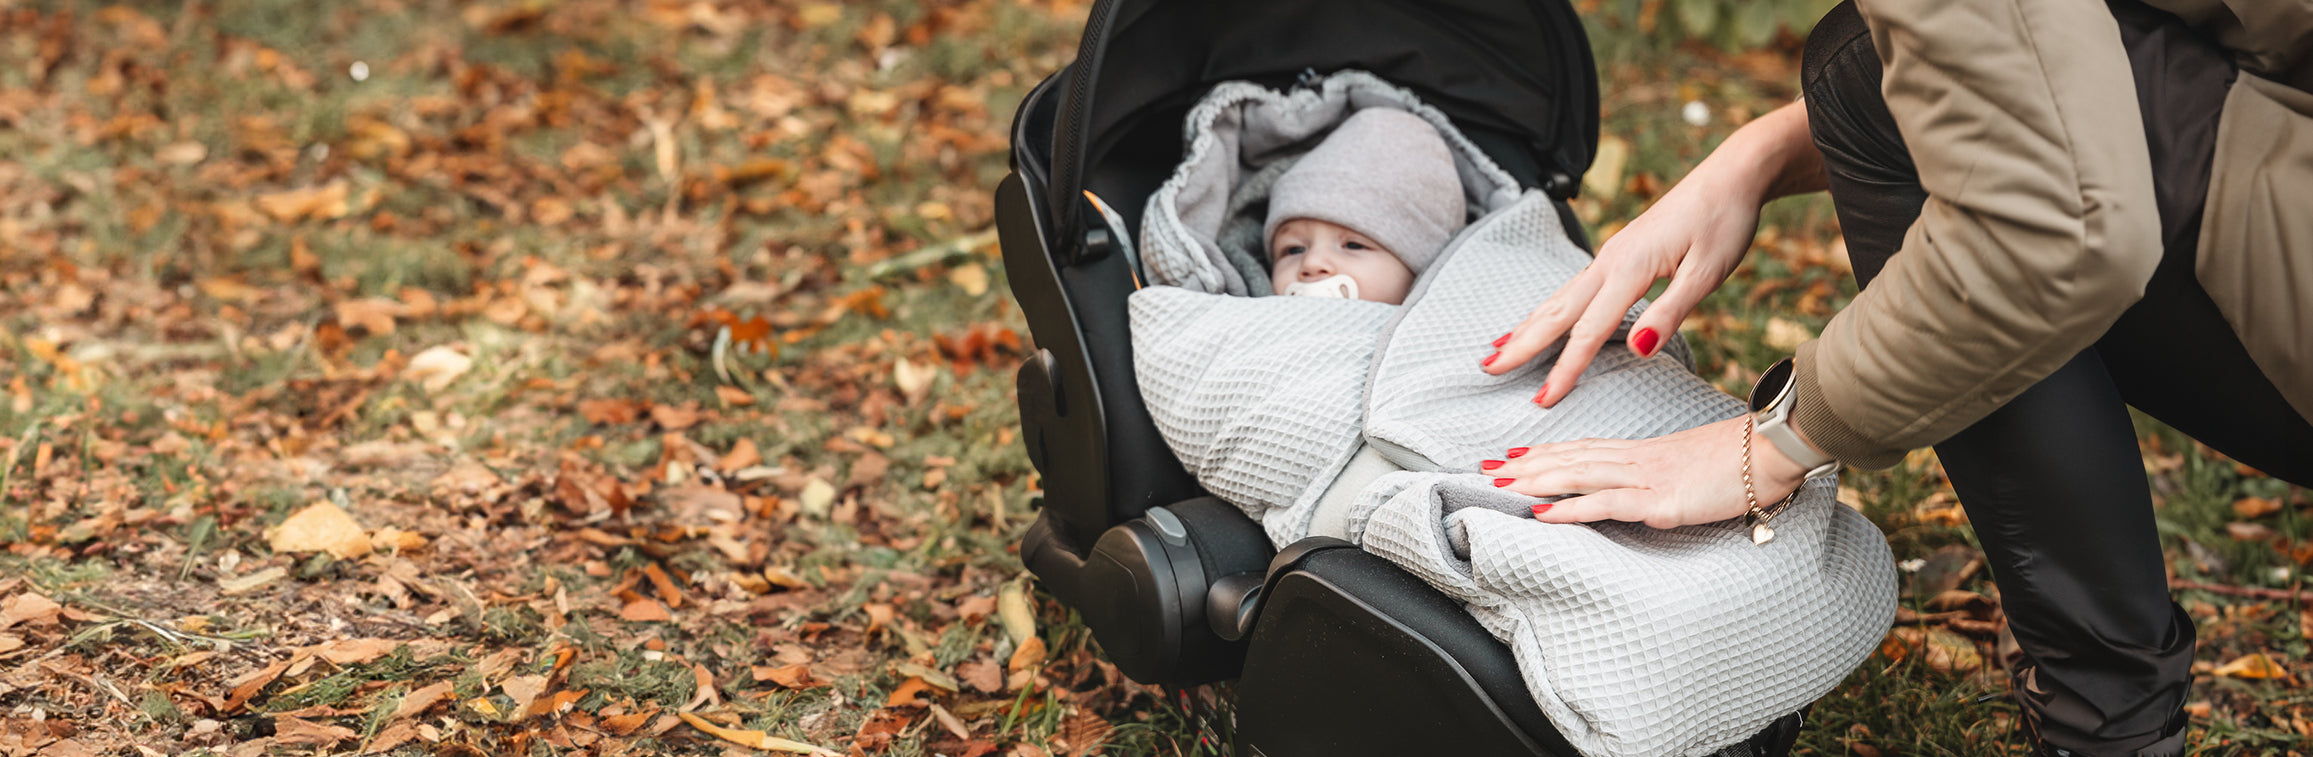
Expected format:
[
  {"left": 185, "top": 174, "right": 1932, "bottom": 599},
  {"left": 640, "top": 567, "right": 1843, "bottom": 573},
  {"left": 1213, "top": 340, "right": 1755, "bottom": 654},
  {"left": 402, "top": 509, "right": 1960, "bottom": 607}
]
[{"left": 1130, "top": 75, "right": 1898, "bottom": 757}]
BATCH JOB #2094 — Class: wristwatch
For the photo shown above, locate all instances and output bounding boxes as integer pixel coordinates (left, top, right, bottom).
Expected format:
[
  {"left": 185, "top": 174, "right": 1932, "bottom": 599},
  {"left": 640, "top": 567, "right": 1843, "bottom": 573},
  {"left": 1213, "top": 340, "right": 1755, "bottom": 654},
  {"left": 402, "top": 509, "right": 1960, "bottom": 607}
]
[{"left": 1748, "top": 358, "right": 1840, "bottom": 481}]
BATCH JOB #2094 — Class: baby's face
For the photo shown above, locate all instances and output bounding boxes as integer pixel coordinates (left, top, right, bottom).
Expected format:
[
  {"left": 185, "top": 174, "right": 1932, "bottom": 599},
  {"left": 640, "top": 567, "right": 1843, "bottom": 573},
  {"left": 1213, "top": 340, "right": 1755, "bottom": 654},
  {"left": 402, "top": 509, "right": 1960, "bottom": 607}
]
[{"left": 1268, "top": 218, "right": 1414, "bottom": 305}]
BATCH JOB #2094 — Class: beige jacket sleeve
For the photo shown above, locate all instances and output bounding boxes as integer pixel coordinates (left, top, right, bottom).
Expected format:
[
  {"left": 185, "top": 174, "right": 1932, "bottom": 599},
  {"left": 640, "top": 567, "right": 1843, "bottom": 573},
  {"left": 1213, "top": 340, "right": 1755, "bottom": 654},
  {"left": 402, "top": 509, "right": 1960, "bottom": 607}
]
[{"left": 1789, "top": 0, "right": 2165, "bottom": 469}]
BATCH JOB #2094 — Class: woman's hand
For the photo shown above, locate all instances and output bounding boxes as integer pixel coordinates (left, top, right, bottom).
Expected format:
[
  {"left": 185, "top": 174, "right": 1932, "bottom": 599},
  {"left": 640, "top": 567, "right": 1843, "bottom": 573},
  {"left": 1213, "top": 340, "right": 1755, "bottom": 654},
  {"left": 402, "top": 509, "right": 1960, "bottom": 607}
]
[
  {"left": 1482, "top": 101, "right": 1826, "bottom": 408},
  {"left": 1483, "top": 416, "right": 1809, "bottom": 529}
]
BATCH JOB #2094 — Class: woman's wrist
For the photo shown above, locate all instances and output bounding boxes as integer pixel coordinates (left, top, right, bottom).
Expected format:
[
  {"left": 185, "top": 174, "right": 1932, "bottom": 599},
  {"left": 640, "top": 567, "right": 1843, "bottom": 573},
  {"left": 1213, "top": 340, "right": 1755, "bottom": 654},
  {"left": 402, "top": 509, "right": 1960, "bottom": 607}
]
[
  {"left": 1745, "top": 416, "right": 1814, "bottom": 497},
  {"left": 1707, "top": 100, "right": 1824, "bottom": 204}
]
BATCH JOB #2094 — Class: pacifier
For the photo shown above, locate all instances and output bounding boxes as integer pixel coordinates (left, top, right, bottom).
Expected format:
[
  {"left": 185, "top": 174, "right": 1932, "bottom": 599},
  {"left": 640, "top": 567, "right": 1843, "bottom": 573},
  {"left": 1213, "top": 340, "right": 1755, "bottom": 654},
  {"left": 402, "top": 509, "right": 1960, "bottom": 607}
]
[{"left": 1283, "top": 274, "right": 1359, "bottom": 300}]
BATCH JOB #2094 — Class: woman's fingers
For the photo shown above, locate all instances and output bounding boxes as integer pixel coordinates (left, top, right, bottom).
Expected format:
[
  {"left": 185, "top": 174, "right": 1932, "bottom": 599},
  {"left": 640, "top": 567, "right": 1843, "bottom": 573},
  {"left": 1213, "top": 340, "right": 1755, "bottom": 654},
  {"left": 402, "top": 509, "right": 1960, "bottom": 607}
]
[
  {"left": 1486, "top": 268, "right": 1601, "bottom": 375},
  {"left": 1625, "top": 253, "right": 1718, "bottom": 359},
  {"left": 1534, "top": 269, "right": 1656, "bottom": 407},
  {"left": 1492, "top": 457, "right": 1641, "bottom": 497},
  {"left": 1529, "top": 489, "right": 1653, "bottom": 526}
]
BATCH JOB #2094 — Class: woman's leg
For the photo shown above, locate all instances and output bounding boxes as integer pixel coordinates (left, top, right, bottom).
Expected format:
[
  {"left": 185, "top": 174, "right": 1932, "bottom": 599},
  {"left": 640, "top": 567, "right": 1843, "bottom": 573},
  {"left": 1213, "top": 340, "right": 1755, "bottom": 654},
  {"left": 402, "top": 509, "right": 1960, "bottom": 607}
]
[{"left": 1802, "top": 4, "right": 2195, "bottom": 753}]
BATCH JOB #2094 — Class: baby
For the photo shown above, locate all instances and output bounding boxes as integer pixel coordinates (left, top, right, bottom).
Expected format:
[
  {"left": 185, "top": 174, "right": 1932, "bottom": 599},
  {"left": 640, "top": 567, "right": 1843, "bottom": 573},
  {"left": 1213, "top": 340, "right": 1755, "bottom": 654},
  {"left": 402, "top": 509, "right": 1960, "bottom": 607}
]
[{"left": 1265, "top": 108, "right": 1468, "bottom": 305}]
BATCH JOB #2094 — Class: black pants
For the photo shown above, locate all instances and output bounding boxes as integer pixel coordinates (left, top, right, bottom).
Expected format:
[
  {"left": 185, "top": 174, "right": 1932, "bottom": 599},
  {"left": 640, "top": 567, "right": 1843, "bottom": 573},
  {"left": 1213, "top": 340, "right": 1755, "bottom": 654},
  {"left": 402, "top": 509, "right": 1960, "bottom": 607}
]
[{"left": 1802, "top": 3, "right": 2313, "bottom": 754}]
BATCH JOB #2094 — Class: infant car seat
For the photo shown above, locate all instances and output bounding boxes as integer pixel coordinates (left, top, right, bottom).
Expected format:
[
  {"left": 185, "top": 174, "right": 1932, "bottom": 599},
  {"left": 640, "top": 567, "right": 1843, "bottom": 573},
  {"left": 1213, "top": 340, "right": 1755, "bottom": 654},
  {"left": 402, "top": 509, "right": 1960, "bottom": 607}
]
[{"left": 996, "top": 1, "right": 1808, "bottom": 754}]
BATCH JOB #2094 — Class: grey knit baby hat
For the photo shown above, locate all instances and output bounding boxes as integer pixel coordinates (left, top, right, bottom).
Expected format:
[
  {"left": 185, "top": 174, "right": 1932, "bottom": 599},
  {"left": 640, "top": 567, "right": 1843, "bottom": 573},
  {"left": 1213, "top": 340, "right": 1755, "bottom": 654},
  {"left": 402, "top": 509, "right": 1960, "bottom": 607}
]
[{"left": 1263, "top": 108, "right": 1467, "bottom": 275}]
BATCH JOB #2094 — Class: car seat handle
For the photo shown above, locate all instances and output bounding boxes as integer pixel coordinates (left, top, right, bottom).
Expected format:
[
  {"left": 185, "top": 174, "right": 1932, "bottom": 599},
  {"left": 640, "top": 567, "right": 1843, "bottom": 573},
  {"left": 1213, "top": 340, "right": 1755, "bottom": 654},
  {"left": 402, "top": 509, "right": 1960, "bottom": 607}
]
[{"left": 1206, "top": 573, "right": 1264, "bottom": 642}]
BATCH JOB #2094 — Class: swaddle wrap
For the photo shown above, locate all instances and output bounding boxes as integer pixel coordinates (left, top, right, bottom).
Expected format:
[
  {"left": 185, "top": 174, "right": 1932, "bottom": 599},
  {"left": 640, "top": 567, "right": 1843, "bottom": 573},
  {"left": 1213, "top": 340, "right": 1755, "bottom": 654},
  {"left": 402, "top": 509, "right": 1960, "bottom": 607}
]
[{"left": 1130, "top": 73, "right": 1897, "bottom": 757}]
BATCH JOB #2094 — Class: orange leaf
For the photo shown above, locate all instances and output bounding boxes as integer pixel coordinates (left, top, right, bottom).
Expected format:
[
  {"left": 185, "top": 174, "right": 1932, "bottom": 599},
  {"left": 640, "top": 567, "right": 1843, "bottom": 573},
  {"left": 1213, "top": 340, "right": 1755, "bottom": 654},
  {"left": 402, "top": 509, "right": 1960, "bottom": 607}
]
[
  {"left": 2212, "top": 653, "right": 2286, "bottom": 680},
  {"left": 620, "top": 598, "right": 672, "bottom": 623},
  {"left": 650, "top": 403, "right": 701, "bottom": 430},
  {"left": 1007, "top": 635, "right": 1047, "bottom": 675},
  {"left": 643, "top": 563, "right": 685, "bottom": 609},
  {"left": 2233, "top": 496, "right": 2282, "bottom": 519},
  {"left": 885, "top": 676, "right": 935, "bottom": 707},
  {"left": 392, "top": 681, "right": 455, "bottom": 720},
  {"left": 718, "top": 437, "right": 762, "bottom": 473},
  {"left": 224, "top": 659, "right": 292, "bottom": 712},
  {"left": 600, "top": 710, "right": 655, "bottom": 736},
  {"left": 578, "top": 398, "right": 645, "bottom": 425},
  {"left": 752, "top": 663, "right": 825, "bottom": 690}
]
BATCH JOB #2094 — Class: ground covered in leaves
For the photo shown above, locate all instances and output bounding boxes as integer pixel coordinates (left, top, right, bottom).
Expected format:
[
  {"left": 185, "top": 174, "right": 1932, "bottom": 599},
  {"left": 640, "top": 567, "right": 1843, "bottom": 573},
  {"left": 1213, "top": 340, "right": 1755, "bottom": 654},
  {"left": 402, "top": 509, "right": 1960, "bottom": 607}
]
[{"left": 0, "top": 2, "right": 2307, "bottom": 756}]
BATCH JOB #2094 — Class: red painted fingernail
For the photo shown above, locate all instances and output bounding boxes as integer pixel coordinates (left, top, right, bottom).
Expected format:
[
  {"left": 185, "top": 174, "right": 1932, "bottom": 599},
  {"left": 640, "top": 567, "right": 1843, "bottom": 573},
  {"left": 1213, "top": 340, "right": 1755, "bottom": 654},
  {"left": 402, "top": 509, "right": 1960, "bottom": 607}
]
[
  {"left": 1482, "top": 352, "right": 1499, "bottom": 367},
  {"left": 1532, "top": 384, "right": 1550, "bottom": 404},
  {"left": 1493, "top": 478, "right": 1514, "bottom": 488},
  {"left": 1506, "top": 447, "right": 1529, "bottom": 458},
  {"left": 1530, "top": 503, "right": 1553, "bottom": 514},
  {"left": 1632, "top": 327, "right": 1660, "bottom": 358},
  {"left": 1492, "top": 333, "right": 1511, "bottom": 348},
  {"left": 1480, "top": 460, "right": 1504, "bottom": 471}
]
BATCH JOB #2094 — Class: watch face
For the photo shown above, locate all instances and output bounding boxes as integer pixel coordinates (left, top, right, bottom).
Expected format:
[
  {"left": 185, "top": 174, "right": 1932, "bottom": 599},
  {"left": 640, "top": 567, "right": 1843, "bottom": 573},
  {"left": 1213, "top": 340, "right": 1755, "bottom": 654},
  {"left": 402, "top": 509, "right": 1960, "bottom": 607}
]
[{"left": 1750, "top": 358, "right": 1795, "bottom": 413}]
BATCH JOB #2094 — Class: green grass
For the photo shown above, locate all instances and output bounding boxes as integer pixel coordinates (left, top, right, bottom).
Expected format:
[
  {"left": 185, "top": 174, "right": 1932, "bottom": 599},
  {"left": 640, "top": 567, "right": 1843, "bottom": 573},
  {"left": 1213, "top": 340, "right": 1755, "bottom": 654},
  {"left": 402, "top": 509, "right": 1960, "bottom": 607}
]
[{"left": 0, "top": 1, "right": 2304, "bottom": 756}]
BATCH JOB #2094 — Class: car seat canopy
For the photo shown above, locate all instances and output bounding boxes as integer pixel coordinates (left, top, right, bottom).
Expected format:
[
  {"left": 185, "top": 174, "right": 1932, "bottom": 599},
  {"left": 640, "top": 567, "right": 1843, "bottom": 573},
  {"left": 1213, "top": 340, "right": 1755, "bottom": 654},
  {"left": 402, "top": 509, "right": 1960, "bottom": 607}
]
[{"left": 1049, "top": 0, "right": 1599, "bottom": 241}]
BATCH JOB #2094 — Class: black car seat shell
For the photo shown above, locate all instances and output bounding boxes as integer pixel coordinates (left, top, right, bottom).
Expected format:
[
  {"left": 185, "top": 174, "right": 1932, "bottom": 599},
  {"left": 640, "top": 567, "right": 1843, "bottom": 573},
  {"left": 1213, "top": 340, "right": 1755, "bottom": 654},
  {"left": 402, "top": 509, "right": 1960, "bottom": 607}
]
[{"left": 997, "top": 1, "right": 1808, "bottom": 754}]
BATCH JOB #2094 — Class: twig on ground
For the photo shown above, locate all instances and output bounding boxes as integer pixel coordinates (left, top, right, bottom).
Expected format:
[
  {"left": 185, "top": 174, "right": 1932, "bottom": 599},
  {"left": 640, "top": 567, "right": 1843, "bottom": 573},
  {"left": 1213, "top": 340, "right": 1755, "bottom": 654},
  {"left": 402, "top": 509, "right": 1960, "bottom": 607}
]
[
  {"left": 2169, "top": 579, "right": 2313, "bottom": 603},
  {"left": 865, "top": 229, "right": 999, "bottom": 280}
]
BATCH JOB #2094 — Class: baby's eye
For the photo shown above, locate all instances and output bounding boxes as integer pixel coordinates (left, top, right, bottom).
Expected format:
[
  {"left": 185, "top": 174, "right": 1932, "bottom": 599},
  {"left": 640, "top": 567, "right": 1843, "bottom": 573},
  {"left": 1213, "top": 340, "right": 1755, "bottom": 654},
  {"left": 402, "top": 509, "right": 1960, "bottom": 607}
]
[
  {"left": 1343, "top": 241, "right": 1368, "bottom": 251},
  {"left": 1278, "top": 245, "right": 1306, "bottom": 256}
]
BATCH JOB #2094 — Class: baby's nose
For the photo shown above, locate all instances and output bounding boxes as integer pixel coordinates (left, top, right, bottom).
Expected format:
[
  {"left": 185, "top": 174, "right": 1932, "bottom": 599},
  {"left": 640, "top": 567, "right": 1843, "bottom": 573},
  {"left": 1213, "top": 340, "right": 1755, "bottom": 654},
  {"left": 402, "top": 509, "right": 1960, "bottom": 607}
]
[{"left": 1299, "top": 247, "right": 1339, "bottom": 278}]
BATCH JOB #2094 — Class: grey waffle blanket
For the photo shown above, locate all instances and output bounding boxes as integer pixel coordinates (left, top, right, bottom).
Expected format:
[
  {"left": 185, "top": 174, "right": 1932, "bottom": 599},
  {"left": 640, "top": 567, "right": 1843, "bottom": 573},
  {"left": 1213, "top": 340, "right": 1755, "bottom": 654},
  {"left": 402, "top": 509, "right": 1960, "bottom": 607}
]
[{"left": 1129, "top": 73, "right": 1897, "bottom": 757}]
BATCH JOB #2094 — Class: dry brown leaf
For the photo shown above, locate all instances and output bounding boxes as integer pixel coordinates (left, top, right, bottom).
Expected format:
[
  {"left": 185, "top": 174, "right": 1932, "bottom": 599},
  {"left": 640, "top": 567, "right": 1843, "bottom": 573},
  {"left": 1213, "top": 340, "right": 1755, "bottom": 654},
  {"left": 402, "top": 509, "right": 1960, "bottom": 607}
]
[
  {"left": 0, "top": 593, "right": 61, "bottom": 630},
  {"left": 893, "top": 358, "right": 935, "bottom": 402},
  {"left": 2225, "top": 522, "right": 2278, "bottom": 542},
  {"left": 403, "top": 346, "right": 474, "bottom": 393},
  {"left": 1923, "top": 590, "right": 1993, "bottom": 614},
  {"left": 393, "top": 681, "right": 455, "bottom": 720},
  {"left": 863, "top": 603, "right": 894, "bottom": 635},
  {"left": 1763, "top": 317, "right": 1813, "bottom": 352},
  {"left": 500, "top": 674, "right": 549, "bottom": 718},
  {"left": 650, "top": 403, "right": 701, "bottom": 430},
  {"left": 35, "top": 739, "right": 97, "bottom": 757},
  {"left": 366, "top": 721, "right": 419, "bottom": 754},
  {"left": 715, "top": 385, "right": 756, "bottom": 407},
  {"left": 948, "top": 263, "right": 989, "bottom": 296},
  {"left": 224, "top": 659, "right": 292, "bottom": 712},
  {"left": 157, "top": 141, "right": 207, "bottom": 165},
  {"left": 600, "top": 710, "right": 655, "bottom": 736},
  {"left": 998, "top": 582, "right": 1036, "bottom": 646},
  {"left": 1007, "top": 636, "right": 1047, "bottom": 675},
  {"left": 798, "top": 478, "right": 837, "bottom": 517},
  {"left": 579, "top": 398, "right": 646, "bottom": 424},
  {"left": 270, "top": 502, "right": 373, "bottom": 559},
  {"left": 256, "top": 180, "right": 351, "bottom": 223},
  {"left": 753, "top": 663, "right": 825, "bottom": 689},
  {"left": 309, "top": 638, "right": 399, "bottom": 665},
  {"left": 718, "top": 438, "right": 762, "bottom": 473},
  {"left": 334, "top": 298, "right": 403, "bottom": 336},
  {"left": 955, "top": 595, "right": 997, "bottom": 625},
  {"left": 218, "top": 566, "right": 288, "bottom": 596},
  {"left": 274, "top": 716, "right": 356, "bottom": 746},
  {"left": 2233, "top": 496, "right": 2283, "bottom": 519},
  {"left": 0, "top": 635, "right": 24, "bottom": 654},
  {"left": 930, "top": 702, "right": 972, "bottom": 741},
  {"left": 956, "top": 660, "right": 1003, "bottom": 693},
  {"left": 1056, "top": 709, "right": 1113, "bottom": 757}
]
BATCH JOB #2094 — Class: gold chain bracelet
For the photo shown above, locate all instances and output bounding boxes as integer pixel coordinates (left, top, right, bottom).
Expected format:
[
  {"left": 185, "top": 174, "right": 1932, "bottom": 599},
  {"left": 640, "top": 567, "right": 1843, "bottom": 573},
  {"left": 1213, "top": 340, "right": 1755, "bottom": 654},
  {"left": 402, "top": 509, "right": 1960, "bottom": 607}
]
[{"left": 1740, "top": 415, "right": 1795, "bottom": 545}]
